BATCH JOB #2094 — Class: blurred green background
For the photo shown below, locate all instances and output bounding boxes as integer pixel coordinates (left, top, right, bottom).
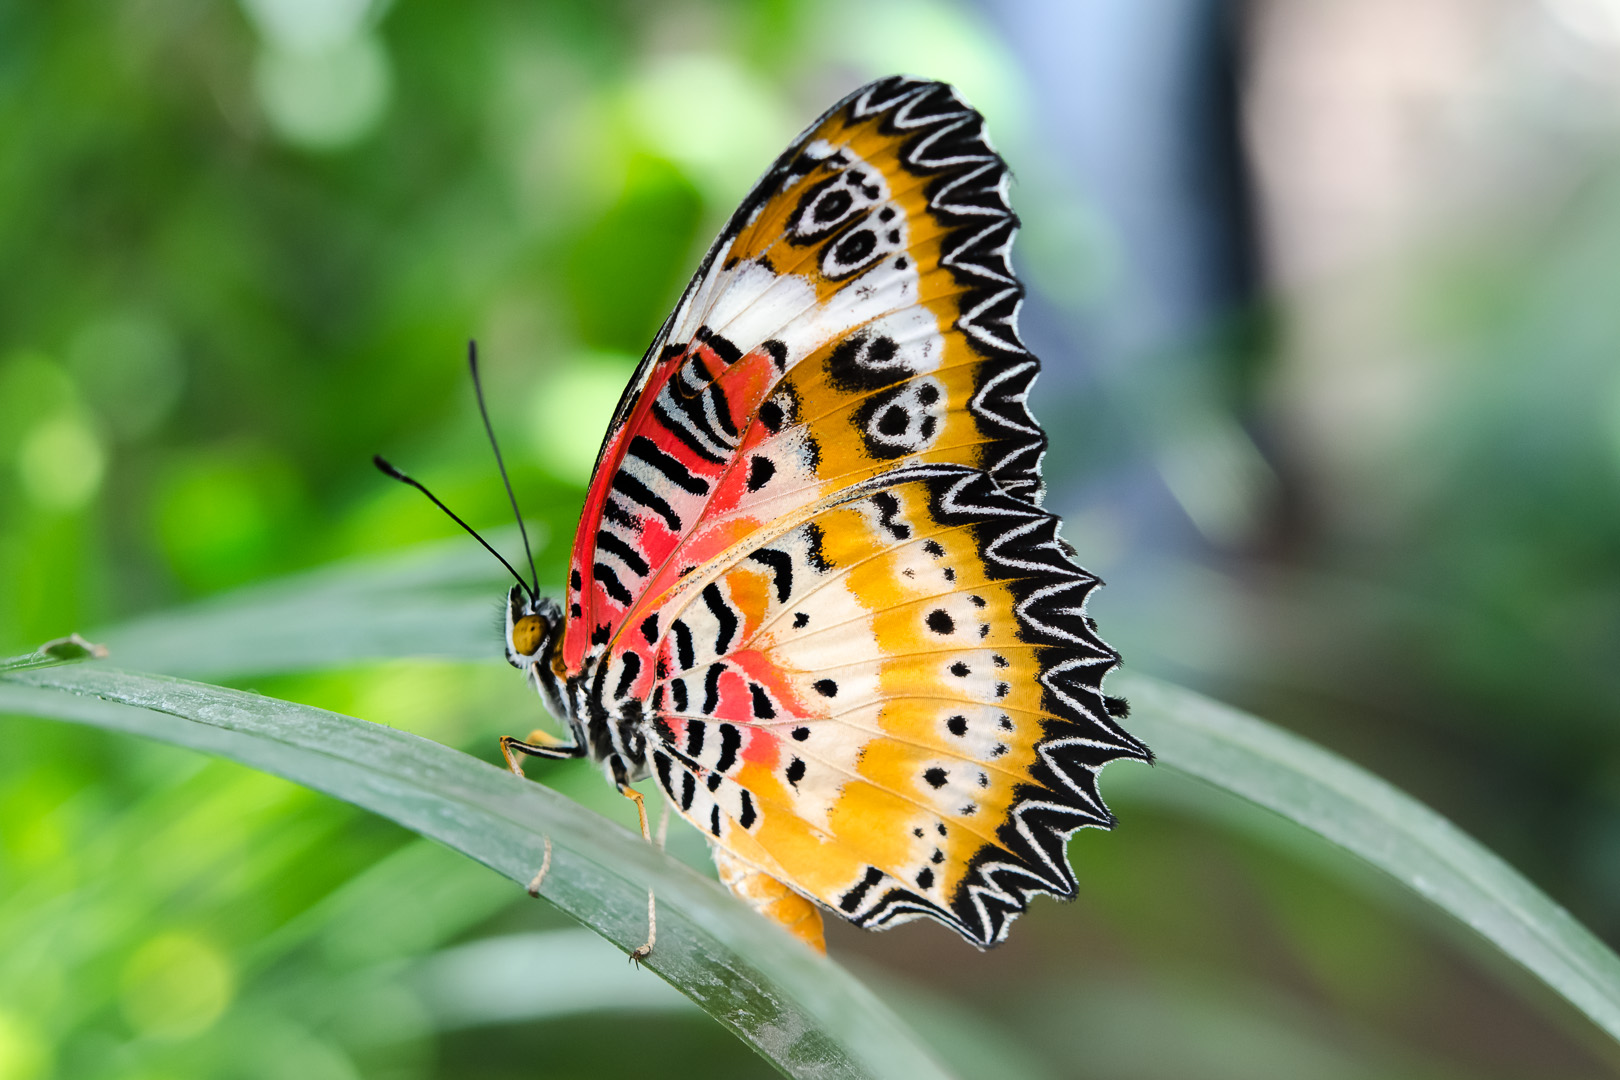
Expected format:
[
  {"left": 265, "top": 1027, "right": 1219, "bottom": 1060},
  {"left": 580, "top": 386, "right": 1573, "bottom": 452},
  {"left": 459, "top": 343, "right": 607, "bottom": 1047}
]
[{"left": 5, "top": 1, "right": 1620, "bottom": 1077}]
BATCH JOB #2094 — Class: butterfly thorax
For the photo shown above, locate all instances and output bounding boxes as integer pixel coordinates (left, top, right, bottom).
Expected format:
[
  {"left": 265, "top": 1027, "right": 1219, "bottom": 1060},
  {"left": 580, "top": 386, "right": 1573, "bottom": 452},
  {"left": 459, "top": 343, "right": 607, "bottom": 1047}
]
[{"left": 505, "top": 585, "right": 654, "bottom": 787}]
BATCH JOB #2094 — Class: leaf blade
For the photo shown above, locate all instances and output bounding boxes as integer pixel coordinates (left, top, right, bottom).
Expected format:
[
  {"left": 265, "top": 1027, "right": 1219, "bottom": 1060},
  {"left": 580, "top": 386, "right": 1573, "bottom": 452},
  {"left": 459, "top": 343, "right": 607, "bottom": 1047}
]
[
  {"left": 1116, "top": 670, "right": 1620, "bottom": 1044},
  {"left": 0, "top": 664, "right": 955, "bottom": 1080}
]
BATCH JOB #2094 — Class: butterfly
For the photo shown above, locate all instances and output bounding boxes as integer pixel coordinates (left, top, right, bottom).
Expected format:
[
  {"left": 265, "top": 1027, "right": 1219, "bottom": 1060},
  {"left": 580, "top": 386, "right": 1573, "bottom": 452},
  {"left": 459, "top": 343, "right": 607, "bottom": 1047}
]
[{"left": 384, "top": 76, "right": 1148, "bottom": 956}]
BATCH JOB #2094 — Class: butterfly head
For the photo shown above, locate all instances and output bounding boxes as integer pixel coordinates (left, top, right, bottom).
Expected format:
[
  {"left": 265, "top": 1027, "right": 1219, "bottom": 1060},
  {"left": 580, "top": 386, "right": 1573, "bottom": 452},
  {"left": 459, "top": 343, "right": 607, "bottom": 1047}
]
[{"left": 504, "top": 585, "right": 562, "bottom": 671}]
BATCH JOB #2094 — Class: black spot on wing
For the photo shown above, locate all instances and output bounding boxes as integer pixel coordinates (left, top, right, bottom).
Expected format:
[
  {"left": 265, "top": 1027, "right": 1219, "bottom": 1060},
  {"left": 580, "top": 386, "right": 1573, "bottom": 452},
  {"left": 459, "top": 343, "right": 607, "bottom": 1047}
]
[
  {"left": 702, "top": 583, "right": 738, "bottom": 655},
  {"left": 596, "top": 529, "right": 650, "bottom": 578},
  {"left": 609, "top": 470, "right": 682, "bottom": 532},
  {"left": 593, "top": 562, "right": 633, "bottom": 606},
  {"left": 613, "top": 651, "right": 641, "bottom": 700},
  {"left": 627, "top": 435, "right": 710, "bottom": 496},
  {"left": 746, "top": 547, "right": 794, "bottom": 604},
  {"left": 716, "top": 723, "right": 742, "bottom": 773}
]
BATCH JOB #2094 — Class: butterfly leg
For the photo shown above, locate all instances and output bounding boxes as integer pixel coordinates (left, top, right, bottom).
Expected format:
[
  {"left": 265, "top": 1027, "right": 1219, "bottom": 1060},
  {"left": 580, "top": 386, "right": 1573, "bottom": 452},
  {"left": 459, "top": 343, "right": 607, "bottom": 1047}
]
[
  {"left": 617, "top": 782, "right": 657, "bottom": 964},
  {"left": 499, "top": 732, "right": 583, "bottom": 776},
  {"left": 499, "top": 736, "right": 581, "bottom": 897}
]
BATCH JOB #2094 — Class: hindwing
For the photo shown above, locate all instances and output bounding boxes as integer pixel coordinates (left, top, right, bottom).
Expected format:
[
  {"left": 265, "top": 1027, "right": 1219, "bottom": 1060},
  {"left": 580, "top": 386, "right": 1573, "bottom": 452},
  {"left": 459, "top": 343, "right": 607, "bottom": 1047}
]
[{"left": 617, "top": 464, "right": 1145, "bottom": 947}]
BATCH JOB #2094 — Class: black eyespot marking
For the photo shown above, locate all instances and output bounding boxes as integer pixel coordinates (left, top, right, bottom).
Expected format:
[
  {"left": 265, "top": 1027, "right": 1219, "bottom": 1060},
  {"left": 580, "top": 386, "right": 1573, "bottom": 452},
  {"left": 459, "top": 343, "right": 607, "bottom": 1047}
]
[
  {"left": 813, "top": 679, "right": 838, "bottom": 698},
  {"left": 993, "top": 654, "right": 1008, "bottom": 668},
  {"left": 913, "top": 827, "right": 925, "bottom": 838},
  {"left": 926, "top": 610, "right": 954, "bottom": 635},
  {"left": 979, "top": 624, "right": 991, "bottom": 639},
  {"left": 786, "top": 757, "right": 806, "bottom": 787},
  {"left": 931, "top": 849, "right": 944, "bottom": 864},
  {"left": 946, "top": 715, "right": 968, "bottom": 737},
  {"left": 895, "top": 256, "right": 909, "bottom": 270},
  {"left": 950, "top": 662, "right": 971, "bottom": 677},
  {"left": 792, "top": 612, "right": 809, "bottom": 629},
  {"left": 923, "top": 540, "right": 944, "bottom": 558},
  {"left": 995, "top": 682, "right": 1010, "bottom": 699},
  {"left": 937, "top": 823, "right": 947, "bottom": 836},
  {"left": 590, "top": 624, "right": 610, "bottom": 646},
  {"left": 886, "top": 229, "right": 900, "bottom": 244},
  {"left": 917, "top": 383, "right": 940, "bottom": 405},
  {"left": 992, "top": 744, "right": 1007, "bottom": 757},
  {"left": 879, "top": 206, "right": 895, "bottom": 221},
  {"left": 878, "top": 406, "right": 907, "bottom": 436},
  {"left": 791, "top": 726, "right": 811, "bottom": 742},
  {"left": 830, "top": 227, "right": 876, "bottom": 269},
  {"left": 969, "top": 595, "right": 986, "bottom": 608},
  {"left": 570, "top": 569, "right": 582, "bottom": 590},
  {"left": 746, "top": 455, "right": 775, "bottom": 492},
  {"left": 999, "top": 714, "right": 1014, "bottom": 731},
  {"left": 707, "top": 771, "right": 723, "bottom": 792},
  {"left": 738, "top": 789, "right": 757, "bottom": 829},
  {"left": 815, "top": 188, "right": 853, "bottom": 222},
  {"left": 923, "top": 767, "right": 948, "bottom": 789},
  {"left": 640, "top": 615, "right": 658, "bottom": 644},
  {"left": 977, "top": 772, "right": 990, "bottom": 787},
  {"left": 960, "top": 803, "right": 977, "bottom": 816},
  {"left": 570, "top": 603, "right": 582, "bottom": 618},
  {"left": 943, "top": 567, "right": 955, "bottom": 582},
  {"left": 916, "top": 867, "right": 934, "bottom": 889}
]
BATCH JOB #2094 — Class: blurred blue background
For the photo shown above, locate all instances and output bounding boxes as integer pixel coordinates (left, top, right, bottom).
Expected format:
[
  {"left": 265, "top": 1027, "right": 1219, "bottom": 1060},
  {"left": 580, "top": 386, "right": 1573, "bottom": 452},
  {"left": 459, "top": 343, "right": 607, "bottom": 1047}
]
[{"left": 4, "top": 1, "right": 1620, "bottom": 1076}]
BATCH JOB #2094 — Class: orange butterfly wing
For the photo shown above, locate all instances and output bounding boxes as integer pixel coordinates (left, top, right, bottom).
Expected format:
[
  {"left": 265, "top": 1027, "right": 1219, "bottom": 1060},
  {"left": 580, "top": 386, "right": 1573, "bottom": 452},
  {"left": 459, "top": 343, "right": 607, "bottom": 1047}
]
[
  {"left": 555, "top": 77, "right": 1147, "bottom": 947},
  {"left": 627, "top": 465, "right": 1143, "bottom": 945}
]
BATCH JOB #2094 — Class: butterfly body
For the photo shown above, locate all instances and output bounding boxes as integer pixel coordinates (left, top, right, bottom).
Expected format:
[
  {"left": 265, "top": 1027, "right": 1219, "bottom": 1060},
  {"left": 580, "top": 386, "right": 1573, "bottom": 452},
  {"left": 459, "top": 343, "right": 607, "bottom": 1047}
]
[{"left": 501, "top": 76, "right": 1149, "bottom": 952}]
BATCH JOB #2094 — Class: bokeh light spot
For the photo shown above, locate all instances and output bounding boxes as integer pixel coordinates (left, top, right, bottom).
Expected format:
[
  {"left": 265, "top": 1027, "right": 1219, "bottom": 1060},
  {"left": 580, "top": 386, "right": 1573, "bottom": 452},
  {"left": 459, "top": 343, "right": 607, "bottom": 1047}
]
[
  {"left": 0, "top": 353, "right": 75, "bottom": 464},
  {"left": 239, "top": 0, "right": 374, "bottom": 53},
  {"left": 17, "top": 414, "right": 104, "bottom": 511},
  {"left": 626, "top": 54, "right": 793, "bottom": 200},
  {"left": 119, "top": 933, "right": 235, "bottom": 1040},
  {"left": 254, "top": 33, "right": 392, "bottom": 150},
  {"left": 529, "top": 352, "right": 637, "bottom": 484},
  {"left": 0, "top": 1012, "right": 50, "bottom": 1080},
  {"left": 66, "top": 312, "right": 185, "bottom": 441}
]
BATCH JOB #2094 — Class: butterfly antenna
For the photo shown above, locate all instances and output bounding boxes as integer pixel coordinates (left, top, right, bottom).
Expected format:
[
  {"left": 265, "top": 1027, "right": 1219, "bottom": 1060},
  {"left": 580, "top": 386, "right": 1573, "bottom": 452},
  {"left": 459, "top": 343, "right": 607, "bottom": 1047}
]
[
  {"left": 373, "top": 454, "right": 535, "bottom": 600},
  {"left": 468, "top": 340, "right": 540, "bottom": 597}
]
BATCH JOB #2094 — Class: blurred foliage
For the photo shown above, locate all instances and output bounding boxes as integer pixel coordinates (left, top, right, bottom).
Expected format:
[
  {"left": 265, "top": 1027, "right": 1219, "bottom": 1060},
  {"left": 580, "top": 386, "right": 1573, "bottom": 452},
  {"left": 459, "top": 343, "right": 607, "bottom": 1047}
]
[{"left": 5, "top": 0, "right": 1620, "bottom": 1078}]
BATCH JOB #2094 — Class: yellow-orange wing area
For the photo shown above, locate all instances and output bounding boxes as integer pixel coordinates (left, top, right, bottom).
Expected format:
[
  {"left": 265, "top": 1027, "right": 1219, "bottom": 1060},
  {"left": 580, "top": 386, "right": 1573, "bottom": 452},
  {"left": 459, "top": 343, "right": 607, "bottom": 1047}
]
[{"left": 631, "top": 465, "right": 1147, "bottom": 948}]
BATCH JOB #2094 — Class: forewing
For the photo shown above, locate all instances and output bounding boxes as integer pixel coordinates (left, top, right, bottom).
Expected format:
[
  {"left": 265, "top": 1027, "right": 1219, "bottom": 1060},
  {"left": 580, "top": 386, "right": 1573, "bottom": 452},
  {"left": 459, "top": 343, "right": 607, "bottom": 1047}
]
[
  {"left": 608, "top": 464, "right": 1147, "bottom": 947},
  {"left": 562, "top": 77, "right": 1048, "bottom": 672}
]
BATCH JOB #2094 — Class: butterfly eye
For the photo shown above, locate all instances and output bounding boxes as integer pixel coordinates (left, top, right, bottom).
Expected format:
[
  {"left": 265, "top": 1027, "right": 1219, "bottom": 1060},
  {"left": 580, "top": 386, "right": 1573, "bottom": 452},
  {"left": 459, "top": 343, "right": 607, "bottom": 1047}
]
[{"left": 511, "top": 615, "right": 544, "bottom": 657}]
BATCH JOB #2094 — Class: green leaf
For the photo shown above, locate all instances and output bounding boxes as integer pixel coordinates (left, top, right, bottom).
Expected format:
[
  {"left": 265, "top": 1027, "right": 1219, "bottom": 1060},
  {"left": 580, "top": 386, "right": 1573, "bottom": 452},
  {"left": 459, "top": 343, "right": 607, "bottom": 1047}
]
[
  {"left": 1115, "top": 670, "right": 1620, "bottom": 1045},
  {"left": 0, "top": 664, "right": 954, "bottom": 1080},
  {"left": 62, "top": 543, "right": 1620, "bottom": 1051},
  {"left": 92, "top": 536, "right": 509, "bottom": 679}
]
